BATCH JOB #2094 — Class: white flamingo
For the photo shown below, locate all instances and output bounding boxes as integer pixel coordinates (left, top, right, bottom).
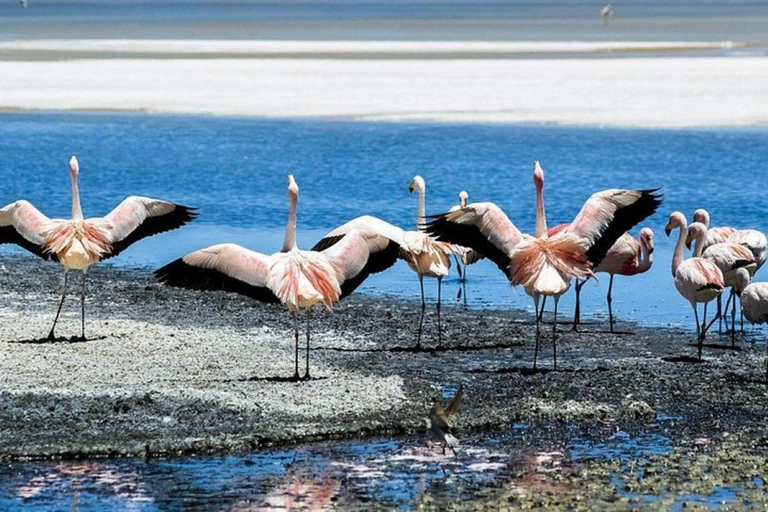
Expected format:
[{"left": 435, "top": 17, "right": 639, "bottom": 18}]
[
  {"left": 734, "top": 267, "right": 768, "bottom": 381},
  {"left": 449, "top": 191, "right": 483, "bottom": 285},
  {"left": 665, "top": 212, "right": 725, "bottom": 360},
  {"left": 0, "top": 156, "right": 196, "bottom": 341},
  {"left": 155, "top": 175, "right": 401, "bottom": 381},
  {"left": 312, "top": 176, "right": 454, "bottom": 349}
]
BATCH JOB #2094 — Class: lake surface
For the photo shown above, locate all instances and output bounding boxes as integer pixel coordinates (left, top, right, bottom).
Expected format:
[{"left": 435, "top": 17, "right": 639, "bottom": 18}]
[
  {"left": 2, "top": 112, "right": 767, "bottom": 331},
  {"left": 1, "top": 1, "right": 767, "bottom": 43},
  {"left": 0, "top": 418, "right": 716, "bottom": 511}
]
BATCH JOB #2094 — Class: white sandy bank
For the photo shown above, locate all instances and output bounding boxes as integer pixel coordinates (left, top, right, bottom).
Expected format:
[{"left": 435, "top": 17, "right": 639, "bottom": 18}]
[
  {"left": 0, "top": 39, "right": 742, "bottom": 56},
  {"left": 0, "top": 50, "right": 766, "bottom": 128}
]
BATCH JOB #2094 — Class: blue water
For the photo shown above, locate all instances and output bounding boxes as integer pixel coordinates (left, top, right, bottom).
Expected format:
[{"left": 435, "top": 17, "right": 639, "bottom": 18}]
[
  {"left": 2, "top": 113, "right": 768, "bottom": 332},
  {"left": 1, "top": 1, "right": 767, "bottom": 42},
  {"left": 0, "top": 423, "right": 708, "bottom": 511}
]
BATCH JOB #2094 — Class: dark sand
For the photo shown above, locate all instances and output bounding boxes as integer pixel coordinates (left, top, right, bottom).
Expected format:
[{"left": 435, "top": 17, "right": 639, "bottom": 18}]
[{"left": 1, "top": 255, "right": 767, "bottom": 462}]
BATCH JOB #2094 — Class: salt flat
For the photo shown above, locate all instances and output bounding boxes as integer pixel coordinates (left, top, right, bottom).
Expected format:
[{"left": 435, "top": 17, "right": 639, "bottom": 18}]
[{"left": 0, "top": 40, "right": 766, "bottom": 128}]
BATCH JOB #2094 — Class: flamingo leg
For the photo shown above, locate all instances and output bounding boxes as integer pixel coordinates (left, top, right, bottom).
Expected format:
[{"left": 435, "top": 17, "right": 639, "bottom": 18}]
[
  {"left": 47, "top": 271, "right": 69, "bottom": 341},
  {"left": 416, "top": 275, "right": 426, "bottom": 349},
  {"left": 607, "top": 274, "right": 615, "bottom": 334},
  {"left": 292, "top": 312, "right": 300, "bottom": 381},
  {"left": 571, "top": 280, "right": 583, "bottom": 332},
  {"left": 454, "top": 255, "right": 464, "bottom": 281},
  {"left": 552, "top": 297, "right": 559, "bottom": 370},
  {"left": 303, "top": 308, "right": 312, "bottom": 380},
  {"left": 731, "top": 290, "right": 737, "bottom": 347},
  {"left": 723, "top": 291, "right": 733, "bottom": 331},
  {"left": 717, "top": 294, "right": 723, "bottom": 333},
  {"left": 437, "top": 277, "right": 443, "bottom": 347},
  {"left": 533, "top": 295, "right": 547, "bottom": 370},
  {"left": 693, "top": 304, "right": 701, "bottom": 360},
  {"left": 79, "top": 271, "right": 87, "bottom": 341}
]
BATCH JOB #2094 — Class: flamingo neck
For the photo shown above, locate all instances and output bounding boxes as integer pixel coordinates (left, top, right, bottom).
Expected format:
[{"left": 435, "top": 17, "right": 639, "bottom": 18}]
[
  {"left": 672, "top": 225, "right": 687, "bottom": 276},
  {"left": 638, "top": 239, "right": 653, "bottom": 272},
  {"left": 534, "top": 181, "right": 547, "bottom": 238},
  {"left": 692, "top": 227, "right": 708, "bottom": 258},
  {"left": 282, "top": 193, "right": 298, "bottom": 252},
  {"left": 71, "top": 172, "right": 83, "bottom": 221},
  {"left": 416, "top": 186, "right": 427, "bottom": 232}
]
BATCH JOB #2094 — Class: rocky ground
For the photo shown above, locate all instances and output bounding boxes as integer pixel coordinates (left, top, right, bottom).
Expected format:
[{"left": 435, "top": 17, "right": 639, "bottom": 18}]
[{"left": 1, "top": 255, "right": 768, "bottom": 468}]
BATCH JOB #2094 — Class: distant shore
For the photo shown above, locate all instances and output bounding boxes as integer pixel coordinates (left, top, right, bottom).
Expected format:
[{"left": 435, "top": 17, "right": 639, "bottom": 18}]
[
  {"left": 0, "top": 39, "right": 766, "bottom": 128},
  {"left": 1, "top": 256, "right": 767, "bottom": 459}
]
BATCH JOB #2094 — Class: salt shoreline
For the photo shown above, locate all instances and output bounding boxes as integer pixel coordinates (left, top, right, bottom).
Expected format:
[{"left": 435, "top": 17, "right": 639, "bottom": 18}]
[
  {"left": 0, "top": 40, "right": 766, "bottom": 128},
  {"left": 1, "top": 256, "right": 767, "bottom": 460}
]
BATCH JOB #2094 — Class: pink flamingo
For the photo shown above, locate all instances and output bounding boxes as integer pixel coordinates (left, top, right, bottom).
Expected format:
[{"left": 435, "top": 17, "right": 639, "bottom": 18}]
[
  {"left": 570, "top": 229, "right": 655, "bottom": 333},
  {"left": 155, "top": 175, "right": 401, "bottom": 381},
  {"left": 665, "top": 212, "right": 725, "bottom": 360},
  {"left": 312, "top": 176, "right": 455, "bottom": 349},
  {"left": 0, "top": 156, "right": 196, "bottom": 341},
  {"left": 427, "top": 161, "right": 661, "bottom": 369},
  {"left": 686, "top": 221, "right": 756, "bottom": 344},
  {"left": 692, "top": 209, "right": 737, "bottom": 251},
  {"left": 693, "top": 208, "right": 768, "bottom": 332}
]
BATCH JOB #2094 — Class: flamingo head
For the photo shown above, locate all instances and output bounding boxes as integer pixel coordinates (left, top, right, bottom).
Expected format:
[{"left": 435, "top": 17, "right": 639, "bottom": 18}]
[
  {"left": 692, "top": 208, "right": 710, "bottom": 227},
  {"left": 733, "top": 267, "right": 751, "bottom": 296},
  {"left": 685, "top": 222, "right": 707, "bottom": 250},
  {"left": 639, "top": 227, "right": 654, "bottom": 253},
  {"left": 409, "top": 175, "right": 425, "bottom": 194},
  {"left": 458, "top": 190, "right": 469, "bottom": 208},
  {"left": 665, "top": 211, "right": 687, "bottom": 236},
  {"left": 69, "top": 155, "right": 79, "bottom": 178},
  {"left": 533, "top": 161, "right": 544, "bottom": 188},
  {"left": 287, "top": 174, "right": 299, "bottom": 198}
]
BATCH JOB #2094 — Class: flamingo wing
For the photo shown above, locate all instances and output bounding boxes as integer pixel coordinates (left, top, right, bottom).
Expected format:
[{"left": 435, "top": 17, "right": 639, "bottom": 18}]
[
  {"left": 566, "top": 189, "right": 662, "bottom": 266},
  {"left": 318, "top": 228, "right": 402, "bottom": 299},
  {"left": 444, "top": 384, "right": 463, "bottom": 417},
  {"left": 154, "top": 243, "right": 280, "bottom": 304},
  {"left": 313, "top": 215, "right": 411, "bottom": 260},
  {"left": 425, "top": 202, "right": 522, "bottom": 273},
  {"left": 102, "top": 196, "right": 198, "bottom": 259},
  {"left": 0, "top": 200, "right": 56, "bottom": 260}
]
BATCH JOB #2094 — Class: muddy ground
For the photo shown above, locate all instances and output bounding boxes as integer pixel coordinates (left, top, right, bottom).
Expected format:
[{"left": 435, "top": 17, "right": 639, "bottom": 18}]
[{"left": 1, "top": 255, "right": 768, "bottom": 470}]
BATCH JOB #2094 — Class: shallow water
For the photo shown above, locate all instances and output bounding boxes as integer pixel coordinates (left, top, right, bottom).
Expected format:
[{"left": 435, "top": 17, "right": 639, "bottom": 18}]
[
  {"left": 2, "top": 112, "right": 767, "bottom": 331},
  {"left": 0, "top": 418, "right": 706, "bottom": 511},
  {"left": 1, "top": 1, "right": 767, "bottom": 43}
]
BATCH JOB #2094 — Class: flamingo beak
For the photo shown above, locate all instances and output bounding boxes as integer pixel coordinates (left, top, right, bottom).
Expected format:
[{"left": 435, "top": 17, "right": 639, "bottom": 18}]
[
  {"left": 409, "top": 183, "right": 415, "bottom": 193},
  {"left": 685, "top": 234, "right": 693, "bottom": 250},
  {"left": 647, "top": 238, "right": 655, "bottom": 254},
  {"left": 664, "top": 223, "right": 672, "bottom": 237}
]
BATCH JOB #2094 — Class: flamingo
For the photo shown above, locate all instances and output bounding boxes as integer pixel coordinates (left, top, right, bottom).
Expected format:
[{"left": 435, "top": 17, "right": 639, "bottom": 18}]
[
  {"left": 734, "top": 268, "right": 768, "bottom": 380},
  {"left": 155, "top": 175, "right": 401, "bottom": 381},
  {"left": 686, "top": 221, "right": 756, "bottom": 344},
  {"left": 0, "top": 156, "right": 197, "bottom": 341},
  {"left": 427, "top": 161, "right": 661, "bottom": 370},
  {"left": 311, "top": 176, "right": 454, "bottom": 348},
  {"left": 692, "top": 209, "right": 737, "bottom": 251},
  {"left": 571, "top": 228, "right": 655, "bottom": 333},
  {"left": 449, "top": 191, "right": 483, "bottom": 284},
  {"left": 665, "top": 212, "right": 725, "bottom": 360}
]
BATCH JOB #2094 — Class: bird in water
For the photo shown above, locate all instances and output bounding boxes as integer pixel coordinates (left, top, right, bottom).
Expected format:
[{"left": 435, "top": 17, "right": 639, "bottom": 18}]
[
  {"left": 0, "top": 155, "right": 197, "bottom": 341},
  {"left": 428, "top": 384, "right": 463, "bottom": 455}
]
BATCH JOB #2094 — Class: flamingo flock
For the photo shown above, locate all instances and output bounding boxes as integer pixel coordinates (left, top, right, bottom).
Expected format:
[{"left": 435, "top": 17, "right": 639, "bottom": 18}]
[{"left": 3, "top": 156, "right": 768, "bottom": 381}]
